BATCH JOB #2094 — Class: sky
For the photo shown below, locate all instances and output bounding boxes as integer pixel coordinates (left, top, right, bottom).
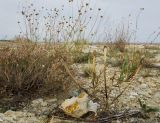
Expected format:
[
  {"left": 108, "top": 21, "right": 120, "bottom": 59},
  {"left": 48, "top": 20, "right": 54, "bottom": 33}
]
[{"left": 0, "top": 0, "right": 160, "bottom": 43}]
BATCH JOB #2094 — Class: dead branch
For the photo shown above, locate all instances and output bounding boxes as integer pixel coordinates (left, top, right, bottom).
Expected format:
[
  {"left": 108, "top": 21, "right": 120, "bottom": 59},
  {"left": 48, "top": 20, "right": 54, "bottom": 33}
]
[
  {"left": 97, "top": 110, "right": 142, "bottom": 122},
  {"left": 52, "top": 109, "right": 143, "bottom": 123}
]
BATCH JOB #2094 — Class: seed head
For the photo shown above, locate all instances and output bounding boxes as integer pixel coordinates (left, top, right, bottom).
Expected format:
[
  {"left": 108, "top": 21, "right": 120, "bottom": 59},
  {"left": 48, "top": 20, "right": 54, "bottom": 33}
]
[{"left": 98, "top": 8, "right": 101, "bottom": 11}]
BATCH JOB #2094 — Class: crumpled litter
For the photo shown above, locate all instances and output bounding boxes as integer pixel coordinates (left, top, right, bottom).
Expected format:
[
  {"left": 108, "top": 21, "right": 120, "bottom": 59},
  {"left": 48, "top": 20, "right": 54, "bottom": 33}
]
[{"left": 60, "top": 92, "right": 99, "bottom": 118}]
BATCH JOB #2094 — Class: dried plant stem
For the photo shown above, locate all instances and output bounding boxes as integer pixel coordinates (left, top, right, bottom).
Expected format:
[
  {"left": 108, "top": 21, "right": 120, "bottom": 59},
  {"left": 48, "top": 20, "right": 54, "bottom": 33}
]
[
  {"left": 110, "top": 58, "right": 143, "bottom": 105},
  {"left": 103, "top": 47, "right": 109, "bottom": 108},
  {"left": 110, "top": 82, "right": 131, "bottom": 105},
  {"left": 126, "top": 58, "right": 143, "bottom": 81},
  {"left": 97, "top": 110, "right": 142, "bottom": 122},
  {"left": 61, "top": 59, "right": 92, "bottom": 97},
  {"left": 91, "top": 50, "right": 97, "bottom": 90}
]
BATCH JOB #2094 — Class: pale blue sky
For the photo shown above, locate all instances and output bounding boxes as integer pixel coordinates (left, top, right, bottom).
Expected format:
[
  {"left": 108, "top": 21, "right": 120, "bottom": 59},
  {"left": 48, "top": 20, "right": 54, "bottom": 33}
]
[{"left": 0, "top": 0, "right": 160, "bottom": 43}]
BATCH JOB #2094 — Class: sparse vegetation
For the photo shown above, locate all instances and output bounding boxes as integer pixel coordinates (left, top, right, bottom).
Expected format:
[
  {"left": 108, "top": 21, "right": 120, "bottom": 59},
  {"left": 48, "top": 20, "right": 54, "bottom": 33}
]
[
  {"left": 119, "top": 50, "right": 143, "bottom": 81},
  {"left": 0, "top": 0, "right": 160, "bottom": 122}
]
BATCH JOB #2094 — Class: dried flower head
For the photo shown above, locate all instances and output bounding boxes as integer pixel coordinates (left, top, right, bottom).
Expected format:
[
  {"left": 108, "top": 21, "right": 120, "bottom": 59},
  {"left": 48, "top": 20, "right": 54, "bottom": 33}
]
[
  {"left": 100, "top": 15, "right": 103, "bottom": 18},
  {"left": 86, "top": 3, "right": 89, "bottom": 6},
  {"left": 21, "top": 11, "right": 25, "bottom": 15},
  {"left": 98, "top": 8, "right": 101, "bottom": 11}
]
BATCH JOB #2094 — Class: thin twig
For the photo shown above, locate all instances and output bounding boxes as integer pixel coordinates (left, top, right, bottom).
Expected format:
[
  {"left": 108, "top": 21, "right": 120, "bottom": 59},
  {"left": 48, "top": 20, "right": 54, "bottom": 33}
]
[{"left": 60, "top": 59, "right": 93, "bottom": 97}]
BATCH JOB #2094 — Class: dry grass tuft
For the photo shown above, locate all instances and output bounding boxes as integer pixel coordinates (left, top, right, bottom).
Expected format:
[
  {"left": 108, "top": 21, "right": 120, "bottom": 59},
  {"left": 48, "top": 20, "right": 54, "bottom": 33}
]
[{"left": 0, "top": 41, "right": 73, "bottom": 98}]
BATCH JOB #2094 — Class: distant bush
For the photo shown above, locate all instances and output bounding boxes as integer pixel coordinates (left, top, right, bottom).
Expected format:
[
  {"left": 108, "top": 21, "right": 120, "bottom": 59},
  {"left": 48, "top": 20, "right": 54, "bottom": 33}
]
[{"left": 114, "top": 37, "right": 127, "bottom": 52}]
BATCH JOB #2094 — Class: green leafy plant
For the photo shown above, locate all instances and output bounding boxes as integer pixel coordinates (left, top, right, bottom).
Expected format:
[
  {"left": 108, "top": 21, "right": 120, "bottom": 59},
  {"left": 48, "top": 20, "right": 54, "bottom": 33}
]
[{"left": 119, "top": 51, "right": 142, "bottom": 81}]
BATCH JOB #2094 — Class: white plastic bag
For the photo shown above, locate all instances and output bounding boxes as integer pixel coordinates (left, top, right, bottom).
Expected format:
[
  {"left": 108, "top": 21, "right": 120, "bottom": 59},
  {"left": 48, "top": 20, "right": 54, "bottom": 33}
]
[{"left": 60, "top": 92, "right": 98, "bottom": 118}]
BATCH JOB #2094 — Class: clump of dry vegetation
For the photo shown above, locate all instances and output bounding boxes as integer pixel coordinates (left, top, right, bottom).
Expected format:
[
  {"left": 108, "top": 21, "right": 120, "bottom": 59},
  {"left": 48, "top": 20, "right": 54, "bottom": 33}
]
[
  {"left": 114, "top": 37, "right": 127, "bottom": 52},
  {"left": 1, "top": 0, "right": 104, "bottom": 99},
  {"left": 2, "top": 0, "right": 101, "bottom": 97},
  {"left": 0, "top": 41, "right": 73, "bottom": 98}
]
